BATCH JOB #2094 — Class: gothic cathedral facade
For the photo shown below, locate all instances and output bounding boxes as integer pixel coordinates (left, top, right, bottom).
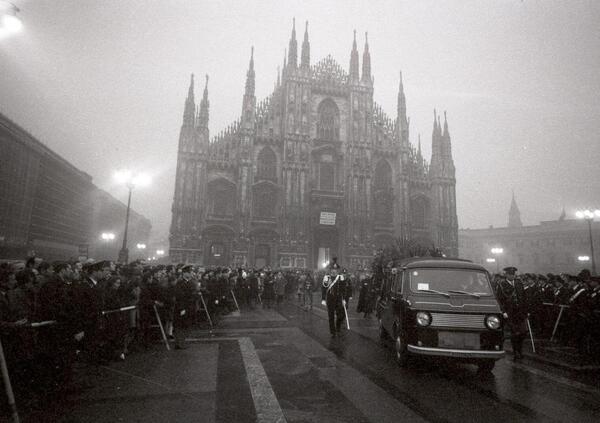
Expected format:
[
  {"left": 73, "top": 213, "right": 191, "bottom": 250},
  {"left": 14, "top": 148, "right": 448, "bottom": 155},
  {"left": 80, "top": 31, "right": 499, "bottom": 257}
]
[{"left": 169, "top": 21, "right": 458, "bottom": 269}]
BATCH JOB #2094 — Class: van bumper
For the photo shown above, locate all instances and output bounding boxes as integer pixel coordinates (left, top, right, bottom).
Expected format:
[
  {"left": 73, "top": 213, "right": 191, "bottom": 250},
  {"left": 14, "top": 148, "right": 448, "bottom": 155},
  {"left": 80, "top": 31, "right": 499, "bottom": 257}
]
[{"left": 407, "top": 345, "right": 505, "bottom": 360}]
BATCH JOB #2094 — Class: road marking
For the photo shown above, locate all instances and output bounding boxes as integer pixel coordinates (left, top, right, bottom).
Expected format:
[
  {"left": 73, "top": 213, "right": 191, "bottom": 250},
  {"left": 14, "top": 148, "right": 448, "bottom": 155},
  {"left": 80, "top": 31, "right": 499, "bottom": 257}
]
[
  {"left": 188, "top": 336, "right": 287, "bottom": 422},
  {"left": 238, "top": 337, "right": 287, "bottom": 423}
]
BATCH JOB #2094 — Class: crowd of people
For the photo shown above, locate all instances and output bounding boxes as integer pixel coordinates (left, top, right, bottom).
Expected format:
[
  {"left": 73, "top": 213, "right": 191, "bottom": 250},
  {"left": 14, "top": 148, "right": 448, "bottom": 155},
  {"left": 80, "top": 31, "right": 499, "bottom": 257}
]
[
  {"left": 0, "top": 257, "right": 333, "bottom": 406},
  {"left": 491, "top": 268, "right": 600, "bottom": 358},
  {"left": 2, "top": 254, "right": 599, "bottom": 411}
]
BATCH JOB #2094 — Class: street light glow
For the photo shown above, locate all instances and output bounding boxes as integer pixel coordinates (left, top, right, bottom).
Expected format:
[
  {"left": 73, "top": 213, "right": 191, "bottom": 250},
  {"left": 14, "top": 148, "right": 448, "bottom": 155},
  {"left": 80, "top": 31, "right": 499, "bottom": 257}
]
[
  {"left": 101, "top": 232, "right": 115, "bottom": 241},
  {"left": 136, "top": 243, "right": 146, "bottom": 250},
  {"left": 491, "top": 247, "right": 503, "bottom": 255},
  {"left": 578, "top": 256, "right": 590, "bottom": 262},
  {"left": 156, "top": 249, "right": 165, "bottom": 256},
  {"left": 114, "top": 170, "right": 152, "bottom": 187},
  {"left": 486, "top": 258, "right": 496, "bottom": 263},
  {"left": 132, "top": 173, "right": 151, "bottom": 187},
  {"left": 576, "top": 209, "right": 600, "bottom": 220},
  {"left": 0, "top": 2, "right": 23, "bottom": 40}
]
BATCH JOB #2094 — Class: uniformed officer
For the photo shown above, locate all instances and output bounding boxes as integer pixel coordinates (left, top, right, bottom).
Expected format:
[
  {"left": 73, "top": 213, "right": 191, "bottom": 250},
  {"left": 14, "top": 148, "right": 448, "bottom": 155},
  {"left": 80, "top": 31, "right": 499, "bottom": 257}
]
[
  {"left": 173, "top": 265, "right": 198, "bottom": 350},
  {"left": 321, "top": 258, "right": 351, "bottom": 337},
  {"left": 495, "top": 266, "right": 528, "bottom": 361}
]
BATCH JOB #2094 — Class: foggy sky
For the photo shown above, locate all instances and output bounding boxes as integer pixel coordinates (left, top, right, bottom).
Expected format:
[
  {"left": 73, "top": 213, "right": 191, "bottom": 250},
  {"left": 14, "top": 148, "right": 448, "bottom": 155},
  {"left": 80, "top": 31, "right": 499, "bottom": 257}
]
[{"left": 1, "top": 0, "right": 599, "bottom": 243}]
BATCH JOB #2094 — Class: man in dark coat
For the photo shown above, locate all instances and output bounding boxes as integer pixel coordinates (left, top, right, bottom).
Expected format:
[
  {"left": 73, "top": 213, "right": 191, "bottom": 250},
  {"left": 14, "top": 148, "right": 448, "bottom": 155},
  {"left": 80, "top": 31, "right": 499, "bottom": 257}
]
[
  {"left": 495, "top": 266, "right": 528, "bottom": 361},
  {"left": 173, "top": 265, "right": 198, "bottom": 349},
  {"left": 321, "top": 258, "right": 351, "bottom": 337}
]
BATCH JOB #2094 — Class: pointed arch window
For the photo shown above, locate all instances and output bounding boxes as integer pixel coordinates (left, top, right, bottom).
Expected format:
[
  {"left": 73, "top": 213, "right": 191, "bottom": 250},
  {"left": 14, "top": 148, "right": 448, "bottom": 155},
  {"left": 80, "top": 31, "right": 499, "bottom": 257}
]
[
  {"left": 317, "top": 99, "right": 340, "bottom": 141},
  {"left": 411, "top": 196, "right": 429, "bottom": 230},
  {"left": 253, "top": 185, "right": 277, "bottom": 219},
  {"left": 374, "top": 160, "right": 393, "bottom": 224},
  {"left": 256, "top": 147, "right": 277, "bottom": 182},
  {"left": 208, "top": 180, "right": 235, "bottom": 217}
]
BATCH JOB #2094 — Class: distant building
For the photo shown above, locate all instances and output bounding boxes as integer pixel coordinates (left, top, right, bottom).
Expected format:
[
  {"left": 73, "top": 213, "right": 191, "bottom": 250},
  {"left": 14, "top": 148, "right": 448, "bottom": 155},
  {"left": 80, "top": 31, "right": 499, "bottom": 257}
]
[
  {"left": 459, "top": 197, "right": 599, "bottom": 274},
  {"left": 169, "top": 22, "right": 458, "bottom": 268},
  {"left": 0, "top": 112, "right": 151, "bottom": 261},
  {"left": 89, "top": 188, "right": 152, "bottom": 261}
]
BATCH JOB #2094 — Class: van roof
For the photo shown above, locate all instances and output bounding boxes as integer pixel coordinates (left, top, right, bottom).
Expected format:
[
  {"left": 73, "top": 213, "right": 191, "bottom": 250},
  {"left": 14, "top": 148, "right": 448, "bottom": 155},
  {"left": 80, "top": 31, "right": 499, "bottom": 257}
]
[{"left": 400, "top": 257, "right": 486, "bottom": 271}]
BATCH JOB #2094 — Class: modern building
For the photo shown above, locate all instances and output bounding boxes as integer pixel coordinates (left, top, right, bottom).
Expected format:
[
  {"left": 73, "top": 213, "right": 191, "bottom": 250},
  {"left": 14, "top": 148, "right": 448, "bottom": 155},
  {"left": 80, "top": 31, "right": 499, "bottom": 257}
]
[
  {"left": 169, "top": 22, "right": 458, "bottom": 269},
  {"left": 0, "top": 112, "right": 151, "bottom": 261},
  {"left": 459, "top": 196, "right": 599, "bottom": 275},
  {"left": 0, "top": 112, "right": 94, "bottom": 260}
]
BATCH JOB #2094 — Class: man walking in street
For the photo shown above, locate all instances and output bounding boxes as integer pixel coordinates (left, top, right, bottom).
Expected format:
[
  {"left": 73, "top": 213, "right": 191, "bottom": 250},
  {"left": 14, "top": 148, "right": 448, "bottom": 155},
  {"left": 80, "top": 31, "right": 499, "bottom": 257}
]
[{"left": 321, "top": 258, "right": 351, "bottom": 337}]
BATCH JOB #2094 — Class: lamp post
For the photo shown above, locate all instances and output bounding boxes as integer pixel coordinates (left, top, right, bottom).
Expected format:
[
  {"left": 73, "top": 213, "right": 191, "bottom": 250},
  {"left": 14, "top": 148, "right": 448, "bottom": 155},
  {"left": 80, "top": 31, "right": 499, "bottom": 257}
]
[
  {"left": 575, "top": 209, "right": 600, "bottom": 275},
  {"left": 114, "top": 170, "right": 151, "bottom": 264},
  {"left": 490, "top": 247, "right": 503, "bottom": 273}
]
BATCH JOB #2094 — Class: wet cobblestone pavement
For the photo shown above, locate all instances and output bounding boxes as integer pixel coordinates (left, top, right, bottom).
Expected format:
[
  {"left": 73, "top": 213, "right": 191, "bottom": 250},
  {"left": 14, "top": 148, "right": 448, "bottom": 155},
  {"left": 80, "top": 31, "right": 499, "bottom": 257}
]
[{"left": 20, "top": 299, "right": 600, "bottom": 422}]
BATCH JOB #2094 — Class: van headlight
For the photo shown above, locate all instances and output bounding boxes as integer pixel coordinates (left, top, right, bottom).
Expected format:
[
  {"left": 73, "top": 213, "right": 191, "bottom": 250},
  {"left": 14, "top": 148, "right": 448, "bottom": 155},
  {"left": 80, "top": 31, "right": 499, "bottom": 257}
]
[
  {"left": 485, "top": 315, "right": 501, "bottom": 330},
  {"left": 416, "top": 311, "right": 431, "bottom": 327}
]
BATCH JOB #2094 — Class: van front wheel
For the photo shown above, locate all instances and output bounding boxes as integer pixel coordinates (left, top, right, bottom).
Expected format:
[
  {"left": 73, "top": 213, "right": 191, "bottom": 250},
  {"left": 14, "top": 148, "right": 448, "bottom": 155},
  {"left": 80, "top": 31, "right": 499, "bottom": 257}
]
[{"left": 394, "top": 332, "right": 409, "bottom": 367}]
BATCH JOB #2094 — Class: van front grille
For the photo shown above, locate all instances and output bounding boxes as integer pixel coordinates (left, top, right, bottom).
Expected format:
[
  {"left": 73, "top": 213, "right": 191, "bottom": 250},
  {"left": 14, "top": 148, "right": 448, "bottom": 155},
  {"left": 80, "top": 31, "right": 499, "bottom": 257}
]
[{"left": 430, "top": 313, "right": 486, "bottom": 329}]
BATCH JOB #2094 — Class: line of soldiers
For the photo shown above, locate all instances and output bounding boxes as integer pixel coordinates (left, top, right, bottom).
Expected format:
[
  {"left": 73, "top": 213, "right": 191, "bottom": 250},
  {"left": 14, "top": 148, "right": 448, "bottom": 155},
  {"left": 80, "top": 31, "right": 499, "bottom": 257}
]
[
  {"left": 491, "top": 267, "right": 600, "bottom": 358},
  {"left": 0, "top": 258, "right": 248, "bottom": 405}
]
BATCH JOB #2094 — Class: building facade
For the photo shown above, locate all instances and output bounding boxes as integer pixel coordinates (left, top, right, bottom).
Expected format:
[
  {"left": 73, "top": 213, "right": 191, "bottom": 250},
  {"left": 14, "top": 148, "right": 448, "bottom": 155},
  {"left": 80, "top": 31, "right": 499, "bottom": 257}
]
[
  {"left": 0, "top": 112, "right": 151, "bottom": 261},
  {"left": 459, "top": 198, "right": 599, "bottom": 274},
  {"left": 169, "top": 22, "right": 458, "bottom": 269},
  {"left": 0, "top": 112, "right": 94, "bottom": 260}
]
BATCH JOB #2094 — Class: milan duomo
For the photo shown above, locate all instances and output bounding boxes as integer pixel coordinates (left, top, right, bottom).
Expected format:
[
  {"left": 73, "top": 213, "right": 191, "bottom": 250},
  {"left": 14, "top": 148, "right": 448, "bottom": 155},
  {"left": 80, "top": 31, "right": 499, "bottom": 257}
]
[{"left": 169, "top": 20, "right": 458, "bottom": 268}]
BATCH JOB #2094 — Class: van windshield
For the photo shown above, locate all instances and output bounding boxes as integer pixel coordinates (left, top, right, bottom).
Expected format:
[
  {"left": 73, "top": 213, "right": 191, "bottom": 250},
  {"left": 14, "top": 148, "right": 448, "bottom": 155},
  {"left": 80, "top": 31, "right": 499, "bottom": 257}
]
[{"left": 409, "top": 268, "right": 492, "bottom": 296}]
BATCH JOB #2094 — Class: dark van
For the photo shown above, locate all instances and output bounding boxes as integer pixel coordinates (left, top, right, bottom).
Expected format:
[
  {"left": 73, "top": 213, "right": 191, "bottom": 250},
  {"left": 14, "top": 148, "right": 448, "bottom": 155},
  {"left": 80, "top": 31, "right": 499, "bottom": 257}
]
[{"left": 378, "top": 258, "right": 505, "bottom": 372}]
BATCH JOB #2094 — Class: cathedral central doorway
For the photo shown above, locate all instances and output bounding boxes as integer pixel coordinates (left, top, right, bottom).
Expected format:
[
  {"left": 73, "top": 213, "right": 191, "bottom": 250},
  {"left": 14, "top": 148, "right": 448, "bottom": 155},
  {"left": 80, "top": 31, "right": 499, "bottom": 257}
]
[
  {"left": 313, "top": 228, "right": 339, "bottom": 269},
  {"left": 254, "top": 244, "right": 271, "bottom": 268}
]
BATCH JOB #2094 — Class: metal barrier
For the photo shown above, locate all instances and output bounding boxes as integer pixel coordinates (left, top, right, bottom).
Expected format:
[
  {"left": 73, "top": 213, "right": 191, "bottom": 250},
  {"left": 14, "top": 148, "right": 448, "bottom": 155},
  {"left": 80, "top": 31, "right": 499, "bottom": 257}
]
[{"left": 542, "top": 302, "right": 570, "bottom": 342}]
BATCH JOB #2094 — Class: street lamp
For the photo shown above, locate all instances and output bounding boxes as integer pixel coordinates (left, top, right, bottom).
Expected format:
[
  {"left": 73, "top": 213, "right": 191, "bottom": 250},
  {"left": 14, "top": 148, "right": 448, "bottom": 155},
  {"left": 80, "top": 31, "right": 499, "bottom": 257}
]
[
  {"left": 490, "top": 247, "right": 503, "bottom": 273},
  {"left": 156, "top": 249, "right": 165, "bottom": 256},
  {"left": 136, "top": 243, "right": 146, "bottom": 250},
  {"left": 0, "top": 2, "right": 23, "bottom": 40},
  {"left": 578, "top": 255, "right": 590, "bottom": 262},
  {"left": 575, "top": 208, "right": 599, "bottom": 275},
  {"left": 486, "top": 258, "right": 496, "bottom": 263},
  {"left": 114, "top": 170, "right": 151, "bottom": 264},
  {"left": 101, "top": 232, "right": 115, "bottom": 241}
]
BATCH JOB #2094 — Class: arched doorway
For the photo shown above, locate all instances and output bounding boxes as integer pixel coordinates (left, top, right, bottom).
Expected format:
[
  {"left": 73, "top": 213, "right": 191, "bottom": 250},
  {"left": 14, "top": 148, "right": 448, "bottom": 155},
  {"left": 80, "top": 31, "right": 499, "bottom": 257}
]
[{"left": 255, "top": 244, "right": 271, "bottom": 268}]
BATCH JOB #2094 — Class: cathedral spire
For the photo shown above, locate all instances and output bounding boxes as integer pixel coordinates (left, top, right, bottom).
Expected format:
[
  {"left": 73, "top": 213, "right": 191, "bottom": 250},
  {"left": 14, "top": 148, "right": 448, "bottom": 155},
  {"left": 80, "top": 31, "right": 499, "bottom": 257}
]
[
  {"left": 288, "top": 18, "right": 297, "bottom": 68},
  {"left": 349, "top": 30, "right": 359, "bottom": 82},
  {"left": 443, "top": 110, "right": 449, "bottom": 138},
  {"left": 245, "top": 46, "right": 255, "bottom": 97},
  {"left": 397, "top": 71, "right": 408, "bottom": 145},
  {"left": 300, "top": 20, "right": 310, "bottom": 68},
  {"left": 197, "top": 74, "right": 209, "bottom": 129},
  {"left": 508, "top": 191, "right": 523, "bottom": 228},
  {"left": 417, "top": 134, "right": 423, "bottom": 160},
  {"left": 361, "top": 32, "right": 371, "bottom": 83},
  {"left": 276, "top": 66, "right": 281, "bottom": 88},
  {"left": 558, "top": 206, "right": 566, "bottom": 221},
  {"left": 182, "top": 73, "right": 195, "bottom": 126},
  {"left": 242, "top": 47, "right": 256, "bottom": 127}
]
